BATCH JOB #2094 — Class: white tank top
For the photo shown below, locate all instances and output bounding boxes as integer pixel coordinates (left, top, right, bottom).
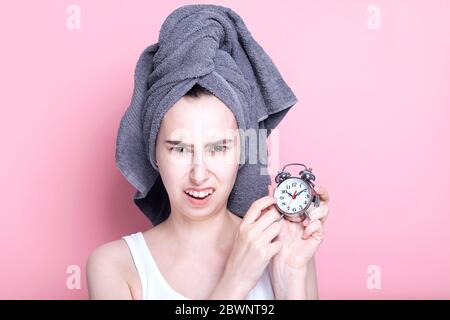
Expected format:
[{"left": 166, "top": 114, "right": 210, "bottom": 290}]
[{"left": 122, "top": 232, "right": 275, "bottom": 300}]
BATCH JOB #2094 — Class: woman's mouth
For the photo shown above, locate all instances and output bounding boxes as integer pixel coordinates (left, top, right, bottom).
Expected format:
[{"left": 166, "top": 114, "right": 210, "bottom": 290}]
[{"left": 184, "top": 188, "right": 215, "bottom": 206}]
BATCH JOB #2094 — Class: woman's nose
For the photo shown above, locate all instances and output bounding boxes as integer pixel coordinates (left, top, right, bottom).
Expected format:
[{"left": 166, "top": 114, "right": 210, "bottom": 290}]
[{"left": 190, "top": 152, "right": 209, "bottom": 184}]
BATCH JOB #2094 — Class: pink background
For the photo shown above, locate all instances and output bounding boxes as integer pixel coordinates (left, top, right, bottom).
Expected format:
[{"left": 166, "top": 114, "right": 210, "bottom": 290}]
[{"left": 1, "top": 0, "right": 449, "bottom": 299}]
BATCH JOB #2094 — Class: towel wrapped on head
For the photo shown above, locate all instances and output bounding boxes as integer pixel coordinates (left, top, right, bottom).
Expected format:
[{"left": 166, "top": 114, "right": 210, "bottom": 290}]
[{"left": 115, "top": 4, "right": 298, "bottom": 226}]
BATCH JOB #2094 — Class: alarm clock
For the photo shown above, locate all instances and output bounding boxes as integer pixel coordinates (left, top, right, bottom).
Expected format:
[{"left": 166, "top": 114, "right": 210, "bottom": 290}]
[{"left": 273, "top": 163, "right": 320, "bottom": 223}]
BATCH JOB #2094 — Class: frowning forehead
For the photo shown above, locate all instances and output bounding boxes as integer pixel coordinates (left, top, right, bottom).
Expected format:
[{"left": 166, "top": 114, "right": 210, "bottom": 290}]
[
  {"left": 159, "top": 94, "right": 239, "bottom": 144},
  {"left": 161, "top": 95, "right": 237, "bottom": 128},
  {"left": 163, "top": 128, "right": 239, "bottom": 147}
]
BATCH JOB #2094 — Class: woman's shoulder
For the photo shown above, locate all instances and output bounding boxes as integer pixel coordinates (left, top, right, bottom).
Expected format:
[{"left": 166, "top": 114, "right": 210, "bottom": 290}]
[
  {"left": 86, "top": 233, "right": 146, "bottom": 299},
  {"left": 87, "top": 237, "right": 131, "bottom": 270}
]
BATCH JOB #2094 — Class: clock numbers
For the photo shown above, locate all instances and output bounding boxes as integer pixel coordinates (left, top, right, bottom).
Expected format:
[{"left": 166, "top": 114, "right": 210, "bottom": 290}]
[{"left": 275, "top": 178, "right": 314, "bottom": 215}]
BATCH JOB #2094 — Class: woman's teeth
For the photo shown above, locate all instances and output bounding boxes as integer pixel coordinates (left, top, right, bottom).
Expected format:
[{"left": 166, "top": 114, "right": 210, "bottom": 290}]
[{"left": 184, "top": 189, "right": 214, "bottom": 199}]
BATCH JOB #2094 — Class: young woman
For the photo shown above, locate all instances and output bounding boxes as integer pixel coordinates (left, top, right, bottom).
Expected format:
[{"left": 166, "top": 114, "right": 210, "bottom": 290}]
[{"left": 86, "top": 84, "right": 330, "bottom": 300}]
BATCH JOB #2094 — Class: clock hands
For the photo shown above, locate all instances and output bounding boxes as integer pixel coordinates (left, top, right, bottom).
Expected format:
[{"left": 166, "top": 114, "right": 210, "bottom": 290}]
[
  {"left": 284, "top": 188, "right": 310, "bottom": 213},
  {"left": 286, "top": 189, "right": 307, "bottom": 199},
  {"left": 287, "top": 190, "right": 298, "bottom": 210}
]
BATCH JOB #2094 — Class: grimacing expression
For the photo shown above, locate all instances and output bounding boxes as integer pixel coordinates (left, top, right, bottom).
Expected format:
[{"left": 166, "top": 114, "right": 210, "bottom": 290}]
[{"left": 155, "top": 93, "right": 241, "bottom": 219}]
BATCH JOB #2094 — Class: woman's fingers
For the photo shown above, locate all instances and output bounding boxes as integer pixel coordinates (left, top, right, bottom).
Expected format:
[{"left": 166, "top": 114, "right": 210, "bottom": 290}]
[
  {"left": 267, "top": 240, "right": 283, "bottom": 257},
  {"left": 302, "top": 220, "right": 323, "bottom": 240},
  {"left": 304, "top": 204, "right": 329, "bottom": 225},
  {"left": 243, "top": 183, "right": 280, "bottom": 229},
  {"left": 300, "top": 185, "right": 330, "bottom": 225},
  {"left": 260, "top": 219, "right": 282, "bottom": 243},
  {"left": 253, "top": 207, "right": 281, "bottom": 233},
  {"left": 314, "top": 185, "right": 329, "bottom": 204},
  {"left": 243, "top": 196, "right": 277, "bottom": 225}
]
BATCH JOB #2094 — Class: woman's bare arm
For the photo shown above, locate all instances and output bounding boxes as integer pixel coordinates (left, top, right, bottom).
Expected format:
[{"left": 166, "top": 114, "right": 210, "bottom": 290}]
[
  {"left": 207, "top": 271, "right": 251, "bottom": 299},
  {"left": 86, "top": 243, "right": 133, "bottom": 300},
  {"left": 306, "top": 257, "right": 319, "bottom": 299}
]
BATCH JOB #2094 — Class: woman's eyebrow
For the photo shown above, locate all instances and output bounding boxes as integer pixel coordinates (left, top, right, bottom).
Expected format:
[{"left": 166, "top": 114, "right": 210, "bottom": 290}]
[{"left": 164, "top": 139, "right": 232, "bottom": 147}]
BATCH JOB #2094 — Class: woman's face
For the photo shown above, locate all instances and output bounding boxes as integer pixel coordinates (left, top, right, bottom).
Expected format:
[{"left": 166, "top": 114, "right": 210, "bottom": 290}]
[{"left": 155, "top": 93, "right": 241, "bottom": 220}]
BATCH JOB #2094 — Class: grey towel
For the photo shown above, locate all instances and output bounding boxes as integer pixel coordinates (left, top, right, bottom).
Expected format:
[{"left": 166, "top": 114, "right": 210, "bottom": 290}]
[{"left": 115, "top": 4, "right": 298, "bottom": 226}]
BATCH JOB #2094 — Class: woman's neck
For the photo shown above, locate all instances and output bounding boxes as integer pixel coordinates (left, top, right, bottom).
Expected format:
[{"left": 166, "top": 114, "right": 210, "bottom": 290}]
[{"left": 159, "top": 206, "right": 241, "bottom": 255}]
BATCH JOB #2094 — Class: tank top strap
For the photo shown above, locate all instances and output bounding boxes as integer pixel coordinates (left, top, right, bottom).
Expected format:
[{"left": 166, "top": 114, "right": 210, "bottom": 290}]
[{"left": 122, "top": 232, "right": 150, "bottom": 299}]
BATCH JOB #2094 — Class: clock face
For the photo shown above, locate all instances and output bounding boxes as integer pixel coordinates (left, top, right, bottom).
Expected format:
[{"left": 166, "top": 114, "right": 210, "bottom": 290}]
[{"left": 274, "top": 177, "right": 312, "bottom": 215}]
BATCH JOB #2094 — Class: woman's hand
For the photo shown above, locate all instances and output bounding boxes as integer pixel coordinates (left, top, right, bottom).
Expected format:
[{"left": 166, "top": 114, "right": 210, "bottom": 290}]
[
  {"left": 219, "top": 195, "right": 283, "bottom": 298},
  {"left": 269, "top": 184, "right": 330, "bottom": 299}
]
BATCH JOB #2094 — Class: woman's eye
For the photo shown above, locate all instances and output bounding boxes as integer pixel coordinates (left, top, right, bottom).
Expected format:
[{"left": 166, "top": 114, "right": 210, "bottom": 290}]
[
  {"left": 171, "top": 146, "right": 190, "bottom": 154},
  {"left": 211, "top": 145, "right": 227, "bottom": 153}
]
